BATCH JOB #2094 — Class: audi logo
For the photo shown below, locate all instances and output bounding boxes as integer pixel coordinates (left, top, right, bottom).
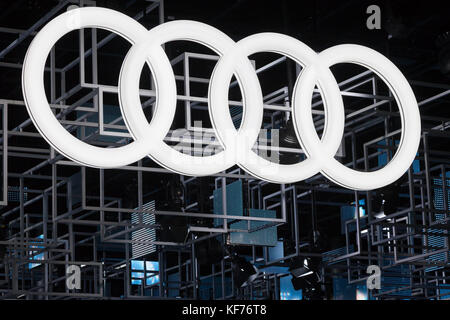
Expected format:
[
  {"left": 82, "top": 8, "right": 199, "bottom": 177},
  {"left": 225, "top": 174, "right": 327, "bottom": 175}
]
[{"left": 21, "top": 7, "right": 421, "bottom": 190}]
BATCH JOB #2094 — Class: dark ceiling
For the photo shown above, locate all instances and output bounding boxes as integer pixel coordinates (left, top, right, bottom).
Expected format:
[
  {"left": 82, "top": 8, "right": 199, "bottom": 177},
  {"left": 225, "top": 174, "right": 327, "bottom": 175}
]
[{"left": 1, "top": 0, "right": 450, "bottom": 96}]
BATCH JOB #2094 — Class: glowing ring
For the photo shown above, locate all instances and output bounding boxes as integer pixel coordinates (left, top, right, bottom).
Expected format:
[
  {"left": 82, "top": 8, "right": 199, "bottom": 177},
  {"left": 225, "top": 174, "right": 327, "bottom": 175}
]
[
  {"left": 294, "top": 44, "right": 421, "bottom": 190},
  {"left": 22, "top": 7, "right": 176, "bottom": 168},
  {"left": 209, "top": 33, "right": 345, "bottom": 183},
  {"left": 119, "top": 20, "right": 260, "bottom": 176}
]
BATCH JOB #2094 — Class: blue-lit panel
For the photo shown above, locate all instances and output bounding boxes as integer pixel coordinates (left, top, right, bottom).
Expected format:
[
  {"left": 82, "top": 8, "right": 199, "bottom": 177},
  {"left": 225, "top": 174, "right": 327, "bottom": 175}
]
[
  {"left": 132, "top": 272, "right": 144, "bottom": 278},
  {"left": 229, "top": 209, "right": 277, "bottom": 247},
  {"left": 77, "top": 104, "right": 125, "bottom": 143},
  {"left": 439, "top": 286, "right": 450, "bottom": 300},
  {"left": 213, "top": 180, "right": 243, "bottom": 227},
  {"left": 333, "top": 278, "right": 356, "bottom": 300},
  {"left": 356, "top": 284, "right": 368, "bottom": 300},
  {"left": 378, "top": 140, "right": 420, "bottom": 173},
  {"left": 131, "top": 260, "right": 160, "bottom": 286},
  {"left": 146, "top": 275, "right": 159, "bottom": 286},
  {"left": 131, "top": 260, "right": 144, "bottom": 270},
  {"left": 146, "top": 261, "right": 159, "bottom": 271},
  {"left": 340, "top": 202, "right": 366, "bottom": 235},
  {"left": 268, "top": 240, "right": 284, "bottom": 261},
  {"left": 28, "top": 234, "right": 44, "bottom": 269},
  {"left": 280, "top": 275, "right": 302, "bottom": 300},
  {"left": 167, "top": 272, "right": 180, "bottom": 297}
]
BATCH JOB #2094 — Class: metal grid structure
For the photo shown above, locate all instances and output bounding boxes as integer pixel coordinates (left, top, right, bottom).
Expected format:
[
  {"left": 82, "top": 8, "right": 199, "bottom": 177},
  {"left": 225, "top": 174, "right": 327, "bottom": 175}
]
[{"left": 0, "top": 0, "right": 448, "bottom": 300}]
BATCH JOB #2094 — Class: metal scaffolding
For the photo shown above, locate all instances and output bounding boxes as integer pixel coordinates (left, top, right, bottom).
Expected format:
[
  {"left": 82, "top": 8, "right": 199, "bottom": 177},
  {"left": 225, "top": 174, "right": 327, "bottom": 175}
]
[{"left": 0, "top": 0, "right": 448, "bottom": 300}]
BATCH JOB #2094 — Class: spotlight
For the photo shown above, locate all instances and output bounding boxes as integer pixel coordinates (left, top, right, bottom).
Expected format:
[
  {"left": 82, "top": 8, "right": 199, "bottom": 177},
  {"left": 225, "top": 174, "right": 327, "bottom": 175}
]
[
  {"left": 371, "top": 173, "right": 408, "bottom": 215},
  {"left": 372, "top": 183, "right": 402, "bottom": 215},
  {"left": 289, "top": 256, "right": 322, "bottom": 299},
  {"left": 159, "top": 176, "right": 185, "bottom": 211},
  {"left": 289, "top": 257, "right": 317, "bottom": 278},
  {"left": 230, "top": 255, "right": 259, "bottom": 288},
  {"left": 278, "top": 118, "right": 301, "bottom": 165},
  {"left": 156, "top": 176, "right": 188, "bottom": 243}
]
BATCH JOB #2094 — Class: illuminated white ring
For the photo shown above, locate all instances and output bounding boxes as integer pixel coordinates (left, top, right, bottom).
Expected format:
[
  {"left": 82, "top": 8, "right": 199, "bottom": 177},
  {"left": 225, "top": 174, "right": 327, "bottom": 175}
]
[
  {"left": 294, "top": 44, "right": 421, "bottom": 190},
  {"left": 209, "top": 33, "right": 345, "bottom": 183},
  {"left": 119, "top": 20, "right": 261, "bottom": 176},
  {"left": 22, "top": 7, "right": 177, "bottom": 168}
]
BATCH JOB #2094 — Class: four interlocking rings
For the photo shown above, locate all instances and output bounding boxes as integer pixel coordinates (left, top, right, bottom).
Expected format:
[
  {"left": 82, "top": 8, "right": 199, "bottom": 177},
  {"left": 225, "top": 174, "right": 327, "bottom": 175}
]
[{"left": 22, "top": 7, "right": 421, "bottom": 190}]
